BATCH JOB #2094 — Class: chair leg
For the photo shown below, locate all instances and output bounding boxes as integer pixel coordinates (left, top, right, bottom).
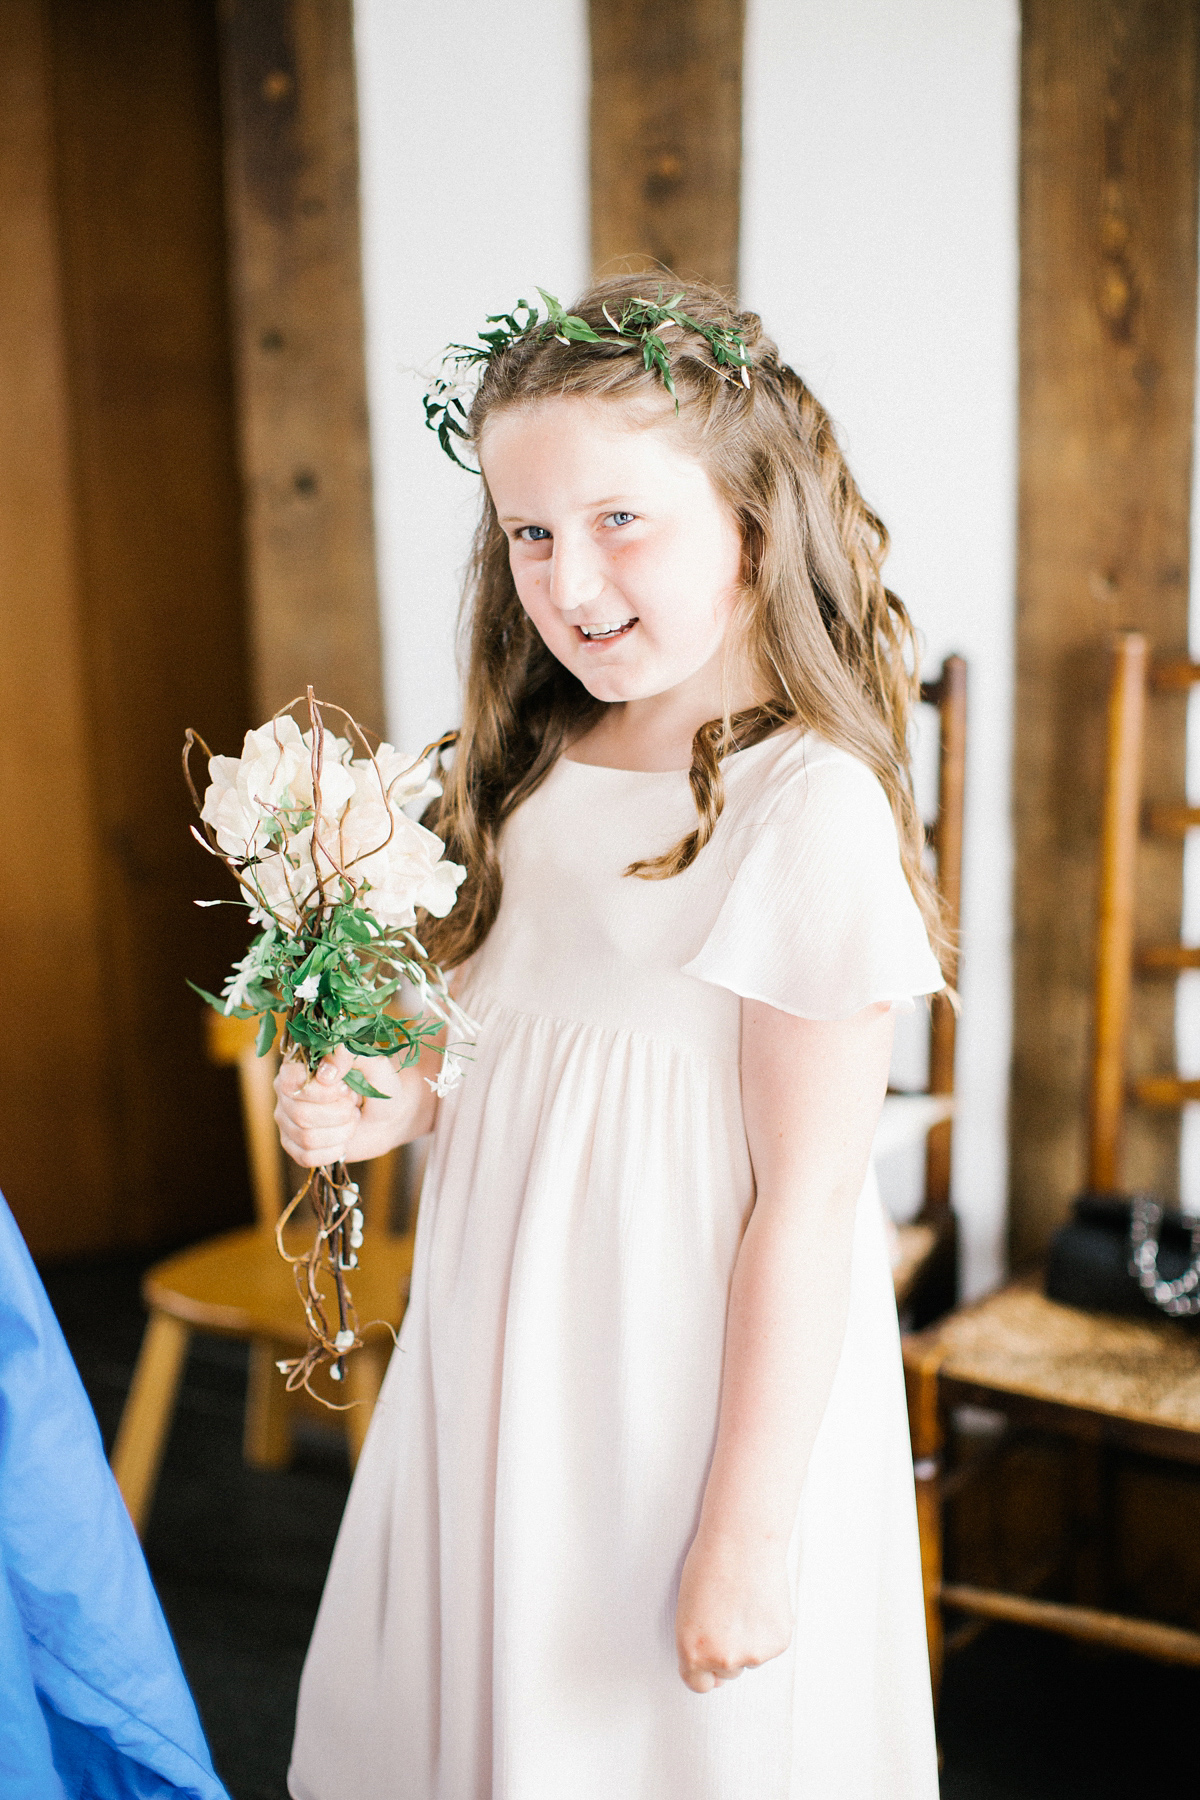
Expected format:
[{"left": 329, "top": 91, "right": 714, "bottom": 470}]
[
  {"left": 342, "top": 1342, "right": 387, "bottom": 1469},
  {"left": 111, "top": 1310, "right": 191, "bottom": 1539},
  {"left": 243, "top": 1337, "right": 293, "bottom": 1471},
  {"left": 907, "top": 1347, "right": 948, "bottom": 1710},
  {"left": 1070, "top": 1440, "right": 1113, "bottom": 1611}
]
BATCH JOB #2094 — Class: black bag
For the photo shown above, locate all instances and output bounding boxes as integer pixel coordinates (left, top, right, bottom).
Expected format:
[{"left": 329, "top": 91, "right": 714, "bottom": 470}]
[{"left": 1045, "top": 1192, "right": 1200, "bottom": 1320}]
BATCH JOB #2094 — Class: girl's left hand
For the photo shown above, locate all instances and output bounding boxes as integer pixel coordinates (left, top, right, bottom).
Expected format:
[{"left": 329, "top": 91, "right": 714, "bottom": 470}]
[{"left": 675, "top": 1529, "right": 794, "bottom": 1693}]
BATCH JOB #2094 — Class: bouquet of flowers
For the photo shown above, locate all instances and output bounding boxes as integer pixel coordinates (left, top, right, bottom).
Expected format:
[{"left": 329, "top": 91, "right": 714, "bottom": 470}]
[{"left": 184, "top": 689, "right": 471, "bottom": 1395}]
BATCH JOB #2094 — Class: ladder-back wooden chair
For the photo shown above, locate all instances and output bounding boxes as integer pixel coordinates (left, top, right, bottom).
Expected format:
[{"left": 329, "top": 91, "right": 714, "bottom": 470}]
[
  {"left": 903, "top": 631, "right": 1200, "bottom": 1704},
  {"left": 1133, "top": 647, "right": 1200, "bottom": 1105},
  {"left": 111, "top": 1011, "right": 416, "bottom": 1537},
  {"left": 886, "top": 655, "right": 966, "bottom": 1322}
]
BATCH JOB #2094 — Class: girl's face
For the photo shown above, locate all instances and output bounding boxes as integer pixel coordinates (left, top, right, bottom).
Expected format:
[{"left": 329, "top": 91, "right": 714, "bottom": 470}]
[{"left": 479, "top": 397, "right": 745, "bottom": 706}]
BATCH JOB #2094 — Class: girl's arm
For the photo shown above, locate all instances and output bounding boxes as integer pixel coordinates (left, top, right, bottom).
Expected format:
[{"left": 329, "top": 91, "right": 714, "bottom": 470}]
[
  {"left": 675, "top": 997, "right": 895, "bottom": 1694},
  {"left": 274, "top": 1037, "right": 441, "bottom": 1168}
]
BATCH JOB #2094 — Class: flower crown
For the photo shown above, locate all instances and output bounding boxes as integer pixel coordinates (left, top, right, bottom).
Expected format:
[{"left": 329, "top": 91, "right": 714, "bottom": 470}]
[{"left": 422, "top": 288, "right": 753, "bottom": 471}]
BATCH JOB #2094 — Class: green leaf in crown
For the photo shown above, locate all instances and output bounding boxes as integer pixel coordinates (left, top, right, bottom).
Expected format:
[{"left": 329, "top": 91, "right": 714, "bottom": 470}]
[{"left": 421, "top": 286, "right": 754, "bottom": 469}]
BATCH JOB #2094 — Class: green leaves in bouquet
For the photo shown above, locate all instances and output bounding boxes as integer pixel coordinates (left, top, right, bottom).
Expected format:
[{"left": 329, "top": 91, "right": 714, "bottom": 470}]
[
  {"left": 191, "top": 896, "right": 444, "bottom": 1082},
  {"left": 342, "top": 1068, "right": 389, "bottom": 1102}
]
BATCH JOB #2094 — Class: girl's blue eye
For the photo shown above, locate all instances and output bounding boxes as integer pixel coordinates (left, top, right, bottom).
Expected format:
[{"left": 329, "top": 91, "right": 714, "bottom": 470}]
[
  {"left": 516, "top": 526, "right": 551, "bottom": 542},
  {"left": 606, "top": 511, "right": 636, "bottom": 528}
]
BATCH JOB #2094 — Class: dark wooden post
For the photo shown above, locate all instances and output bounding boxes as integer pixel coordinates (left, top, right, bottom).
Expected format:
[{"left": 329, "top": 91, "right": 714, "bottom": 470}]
[
  {"left": 589, "top": 0, "right": 745, "bottom": 294},
  {"left": 39, "top": 0, "right": 254, "bottom": 1254},
  {"left": 0, "top": 0, "right": 117, "bottom": 1257},
  {"left": 1011, "top": 0, "right": 1200, "bottom": 1261},
  {"left": 218, "top": 0, "right": 385, "bottom": 727}
]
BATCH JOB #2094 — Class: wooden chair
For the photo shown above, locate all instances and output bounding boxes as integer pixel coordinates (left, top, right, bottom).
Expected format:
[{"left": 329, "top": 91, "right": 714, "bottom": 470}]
[
  {"left": 111, "top": 1011, "right": 416, "bottom": 1537},
  {"left": 884, "top": 655, "right": 966, "bottom": 1322},
  {"left": 903, "top": 630, "right": 1200, "bottom": 1704}
]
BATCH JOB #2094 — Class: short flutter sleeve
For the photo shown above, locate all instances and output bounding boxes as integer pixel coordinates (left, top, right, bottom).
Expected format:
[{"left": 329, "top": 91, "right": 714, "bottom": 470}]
[{"left": 682, "top": 751, "right": 944, "bottom": 1019}]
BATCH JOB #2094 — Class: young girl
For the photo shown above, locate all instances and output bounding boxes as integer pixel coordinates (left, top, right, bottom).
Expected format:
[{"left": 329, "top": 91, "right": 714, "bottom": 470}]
[{"left": 277, "top": 276, "right": 945, "bottom": 1800}]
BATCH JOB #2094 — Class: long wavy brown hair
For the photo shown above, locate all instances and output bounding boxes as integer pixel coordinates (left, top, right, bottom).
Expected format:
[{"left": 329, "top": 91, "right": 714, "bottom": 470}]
[{"left": 420, "top": 273, "right": 947, "bottom": 973}]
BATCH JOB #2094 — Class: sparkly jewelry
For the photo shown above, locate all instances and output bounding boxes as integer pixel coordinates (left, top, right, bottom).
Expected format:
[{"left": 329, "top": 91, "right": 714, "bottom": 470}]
[{"left": 422, "top": 288, "right": 753, "bottom": 470}]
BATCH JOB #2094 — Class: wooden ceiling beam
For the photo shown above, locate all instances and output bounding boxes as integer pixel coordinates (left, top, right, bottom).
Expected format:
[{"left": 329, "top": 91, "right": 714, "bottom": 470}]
[
  {"left": 218, "top": 0, "right": 384, "bottom": 728},
  {"left": 589, "top": 0, "right": 745, "bottom": 295}
]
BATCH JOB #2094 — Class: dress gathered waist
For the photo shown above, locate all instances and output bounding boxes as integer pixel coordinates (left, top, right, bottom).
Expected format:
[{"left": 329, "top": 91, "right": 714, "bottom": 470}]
[{"left": 459, "top": 982, "right": 744, "bottom": 1069}]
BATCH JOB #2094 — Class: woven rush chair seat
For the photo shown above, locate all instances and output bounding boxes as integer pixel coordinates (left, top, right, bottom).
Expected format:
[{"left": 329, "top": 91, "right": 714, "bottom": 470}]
[
  {"left": 904, "top": 1275, "right": 1200, "bottom": 1681},
  {"left": 906, "top": 1274, "right": 1200, "bottom": 1455}
]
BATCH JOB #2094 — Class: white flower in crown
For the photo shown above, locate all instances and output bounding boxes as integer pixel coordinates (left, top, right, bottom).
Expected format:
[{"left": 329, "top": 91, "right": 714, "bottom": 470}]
[{"left": 425, "top": 350, "right": 482, "bottom": 415}]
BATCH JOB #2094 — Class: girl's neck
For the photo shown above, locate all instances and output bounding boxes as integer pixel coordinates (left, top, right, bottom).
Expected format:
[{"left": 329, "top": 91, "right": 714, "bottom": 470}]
[{"left": 567, "top": 656, "right": 765, "bottom": 773}]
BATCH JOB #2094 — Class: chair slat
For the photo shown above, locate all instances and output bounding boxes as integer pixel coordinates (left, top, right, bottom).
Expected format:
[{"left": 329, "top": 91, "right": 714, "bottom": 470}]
[
  {"left": 1133, "top": 1075, "right": 1200, "bottom": 1107},
  {"left": 1147, "top": 802, "right": 1200, "bottom": 837},
  {"left": 939, "top": 1585, "right": 1200, "bottom": 1667},
  {"left": 1136, "top": 944, "right": 1200, "bottom": 972},
  {"left": 1088, "top": 632, "right": 1147, "bottom": 1192},
  {"left": 925, "top": 656, "right": 966, "bottom": 1216},
  {"left": 1150, "top": 659, "right": 1200, "bottom": 691}
]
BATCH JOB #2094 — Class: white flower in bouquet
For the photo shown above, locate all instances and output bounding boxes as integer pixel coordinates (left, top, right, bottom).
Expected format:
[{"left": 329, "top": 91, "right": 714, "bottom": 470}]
[
  {"left": 201, "top": 717, "right": 313, "bottom": 859},
  {"left": 333, "top": 804, "right": 463, "bottom": 928},
  {"left": 370, "top": 740, "right": 443, "bottom": 810},
  {"left": 199, "top": 717, "right": 464, "bottom": 933},
  {"left": 426, "top": 1050, "right": 467, "bottom": 1098}
]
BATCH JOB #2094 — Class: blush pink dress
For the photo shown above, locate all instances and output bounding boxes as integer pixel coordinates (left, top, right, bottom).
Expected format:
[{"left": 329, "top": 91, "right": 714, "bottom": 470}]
[{"left": 288, "top": 731, "right": 943, "bottom": 1800}]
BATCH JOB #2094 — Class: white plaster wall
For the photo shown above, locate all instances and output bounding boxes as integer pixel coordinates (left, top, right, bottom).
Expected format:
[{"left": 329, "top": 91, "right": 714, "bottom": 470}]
[
  {"left": 742, "top": 0, "right": 1021, "bottom": 1295},
  {"left": 355, "top": 0, "right": 1019, "bottom": 1294},
  {"left": 353, "top": 0, "right": 590, "bottom": 755}
]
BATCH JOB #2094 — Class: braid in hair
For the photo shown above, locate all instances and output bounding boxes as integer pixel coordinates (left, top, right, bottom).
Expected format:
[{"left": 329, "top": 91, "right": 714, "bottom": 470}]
[{"left": 625, "top": 702, "right": 794, "bottom": 880}]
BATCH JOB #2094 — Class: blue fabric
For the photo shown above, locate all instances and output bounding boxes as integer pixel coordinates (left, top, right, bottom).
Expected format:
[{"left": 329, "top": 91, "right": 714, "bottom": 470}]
[{"left": 0, "top": 1195, "right": 229, "bottom": 1800}]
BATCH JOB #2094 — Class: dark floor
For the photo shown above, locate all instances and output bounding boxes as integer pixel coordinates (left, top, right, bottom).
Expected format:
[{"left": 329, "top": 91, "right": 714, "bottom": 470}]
[{"left": 42, "top": 1257, "right": 1193, "bottom": 1800}]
